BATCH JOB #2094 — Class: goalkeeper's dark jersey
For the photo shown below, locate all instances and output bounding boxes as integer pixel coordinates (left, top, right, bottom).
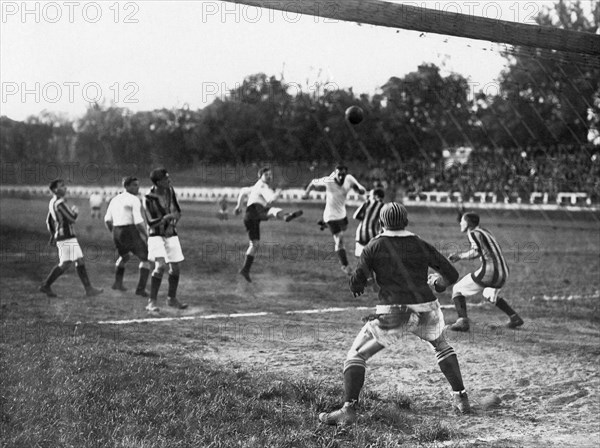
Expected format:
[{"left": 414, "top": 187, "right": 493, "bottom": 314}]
[{"left": 351, "top": 230, "right": 458, "bottom": 305}]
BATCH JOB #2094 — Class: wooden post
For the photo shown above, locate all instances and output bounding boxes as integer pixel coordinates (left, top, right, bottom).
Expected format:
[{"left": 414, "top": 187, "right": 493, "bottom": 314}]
[{"left": 224, "top": 0, "right": 600, "bottom": 56}]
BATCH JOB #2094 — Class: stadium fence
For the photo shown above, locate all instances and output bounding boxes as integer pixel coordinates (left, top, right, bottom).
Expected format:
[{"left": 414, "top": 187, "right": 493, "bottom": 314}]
[{"left": 1, "top": 185, "right": 596, "bottom": 211}]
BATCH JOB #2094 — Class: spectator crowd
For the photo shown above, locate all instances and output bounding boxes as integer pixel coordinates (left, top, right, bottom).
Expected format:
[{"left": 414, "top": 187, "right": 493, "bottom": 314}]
[{"left": 363, "top": 144, "right": 600, "bottom": 204}]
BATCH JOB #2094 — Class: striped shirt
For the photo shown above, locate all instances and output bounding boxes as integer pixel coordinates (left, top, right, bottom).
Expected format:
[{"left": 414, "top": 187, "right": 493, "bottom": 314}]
[
  {"left": 46, "top": 196, "right": 78, "bottom": 241},
  {"left": 144, "top": 186, "right": 181, "bottom": 237},
  {"left": 354, "top": 198, "right": 384, "bottom": 245},
  {"left": 468, "top": 227, "right": 509, "bottom": 288}
]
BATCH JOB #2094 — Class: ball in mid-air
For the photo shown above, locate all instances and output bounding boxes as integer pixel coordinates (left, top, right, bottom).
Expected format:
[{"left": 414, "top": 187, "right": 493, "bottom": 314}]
[{"left": 345, "top": 106, "right": 364, "bottom": 125}]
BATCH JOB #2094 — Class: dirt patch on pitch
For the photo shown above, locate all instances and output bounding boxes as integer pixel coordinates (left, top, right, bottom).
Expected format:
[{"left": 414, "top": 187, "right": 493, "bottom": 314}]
[{"left": 191, "top": 308, "right": 600, "bottom": 447}]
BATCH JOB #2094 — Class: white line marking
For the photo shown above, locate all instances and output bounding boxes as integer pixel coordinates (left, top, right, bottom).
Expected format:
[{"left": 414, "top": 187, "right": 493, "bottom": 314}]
[
  {"left": 286, "top": 306, "right": 372, "bottom": 315},
  {"left": 96, "top": 292, "right": 600, "bottom": 325},
  {"left": 97, "top": 306, "right": 372, "bottom": 325}
]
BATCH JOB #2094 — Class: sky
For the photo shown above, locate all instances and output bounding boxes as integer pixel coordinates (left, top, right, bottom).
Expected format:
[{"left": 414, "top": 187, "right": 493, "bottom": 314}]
[{"left": 0, "top": 0, "right": 560, "bottom": 121}]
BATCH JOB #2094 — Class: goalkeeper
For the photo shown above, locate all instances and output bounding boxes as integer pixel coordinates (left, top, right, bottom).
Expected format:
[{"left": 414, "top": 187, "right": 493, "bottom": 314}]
[{"left": 319, "top": 202, "right": 471, "bottom": 426}]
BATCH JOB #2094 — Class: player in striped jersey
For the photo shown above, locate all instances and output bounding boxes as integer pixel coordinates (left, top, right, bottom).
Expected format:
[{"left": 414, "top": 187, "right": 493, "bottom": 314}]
[
  {"left": 143, "top": 168, "right": 187, "bottom": 312},
  {"left": 448, "top": 212, "right": 524, "bottom": 331},
  {"left": 39, "top": 179, "right": 103, "bottom": 298},
  {"left": 302, "top": 165, "right": 367, "bottom": 275},
  {"left": 353, "top": 188, "right": 384, "bottom": 257},
  {"left": 318, "top": 203, "right": 470, "bottom": 426}
]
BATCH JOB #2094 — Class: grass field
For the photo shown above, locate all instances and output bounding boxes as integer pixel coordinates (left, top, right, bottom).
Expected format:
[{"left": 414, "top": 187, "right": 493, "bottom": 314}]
[{"left": 1, "top": 196, "right": 599, "bottom": 447}]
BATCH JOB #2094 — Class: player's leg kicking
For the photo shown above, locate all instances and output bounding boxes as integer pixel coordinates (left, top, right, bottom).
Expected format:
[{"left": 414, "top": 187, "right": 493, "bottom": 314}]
[{"left": 239, "top": 207, "right": 302, "bottom": 283}]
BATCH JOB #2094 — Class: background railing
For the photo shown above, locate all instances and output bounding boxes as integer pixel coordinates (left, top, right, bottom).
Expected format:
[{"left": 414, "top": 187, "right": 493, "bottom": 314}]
[{"left": 2, "top": 185, "right": 596, "bottom": 211}]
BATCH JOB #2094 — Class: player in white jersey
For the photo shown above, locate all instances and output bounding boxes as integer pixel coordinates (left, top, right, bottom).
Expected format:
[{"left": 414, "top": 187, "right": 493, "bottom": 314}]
[
  {"left": 104, "top": 176, "right": 150, "bottom": 297},
  {"left": 235, "top": 167, "right": 303, "bottom": 282},
  {"left": 448, "top": 212, "right": 524, "bottom": 331},
  {"left": 303, "top": 165, "right": 367, "bottom": 275}
]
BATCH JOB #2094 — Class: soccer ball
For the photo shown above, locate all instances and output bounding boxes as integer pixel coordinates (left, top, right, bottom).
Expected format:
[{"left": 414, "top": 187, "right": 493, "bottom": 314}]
[
  {"left": 345, "top": 106, "right": 364, "bottom": 125},
  {"left": 427, "top": 273, "right": 445, "bottom": 292}
]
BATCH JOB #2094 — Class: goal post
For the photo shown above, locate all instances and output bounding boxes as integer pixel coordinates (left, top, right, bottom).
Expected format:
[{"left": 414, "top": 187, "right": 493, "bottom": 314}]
[{"left": 223, "top": 0, "right": 600, "bottom": 56}]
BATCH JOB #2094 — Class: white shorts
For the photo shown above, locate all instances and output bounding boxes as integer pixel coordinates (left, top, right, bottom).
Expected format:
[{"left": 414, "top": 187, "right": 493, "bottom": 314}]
[
  {"left": 56, "top": 238, "right": 84, "bottom": 263},
  {"left": 364, "top": 301, "right": 445, "bottom": 345},
  {"left": 355, "top": 242, "right": 365, "bottom": 257},
  {"left": 148, "top": 235, "right": 184, "bottom": 263},
  {"left": 452, "top": 274, "right": 501, "bottom": 303}
]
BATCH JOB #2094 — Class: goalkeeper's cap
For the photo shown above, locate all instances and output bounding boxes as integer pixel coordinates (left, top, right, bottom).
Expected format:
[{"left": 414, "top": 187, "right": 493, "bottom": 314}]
[{"left": 380, "top": 202, "right": 408, "bottom": 230}]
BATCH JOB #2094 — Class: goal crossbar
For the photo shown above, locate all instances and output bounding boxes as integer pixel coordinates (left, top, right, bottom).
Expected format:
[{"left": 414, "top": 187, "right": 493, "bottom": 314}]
[{"left": 224, "top": 0, "right": 600, "bottom": 56}]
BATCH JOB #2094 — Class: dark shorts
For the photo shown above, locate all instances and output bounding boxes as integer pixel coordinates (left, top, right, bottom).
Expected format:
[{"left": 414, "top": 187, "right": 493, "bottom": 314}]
[
  {"left": 113, "top": 225, "right": 148, "bottom": 260},
  {"left": 327, "top": 217, "right": 348, "bottom": 235},
  {"left": 244, "top": 204, "right": 270, "bottom": 241}
]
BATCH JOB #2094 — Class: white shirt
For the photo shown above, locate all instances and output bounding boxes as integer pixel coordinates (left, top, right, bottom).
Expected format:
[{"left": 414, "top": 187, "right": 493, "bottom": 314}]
[
  {"left": 89, "top": 193, "right": 103, "bottom": 208},
  {"left": 246, "top": 179, "right": 276, "bottom": 208},
  {"left": 104, "top": 191, "right": 144, "bottom": 226},
  {"left": 314, "top": 173, "right": 365, "bottom": 221}
]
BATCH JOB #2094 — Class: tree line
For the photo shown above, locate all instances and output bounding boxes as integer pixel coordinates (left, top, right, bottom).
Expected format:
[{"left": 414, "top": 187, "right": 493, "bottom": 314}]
[{"left": 1, "top": 1, "right": 598, "bottom": 180}]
